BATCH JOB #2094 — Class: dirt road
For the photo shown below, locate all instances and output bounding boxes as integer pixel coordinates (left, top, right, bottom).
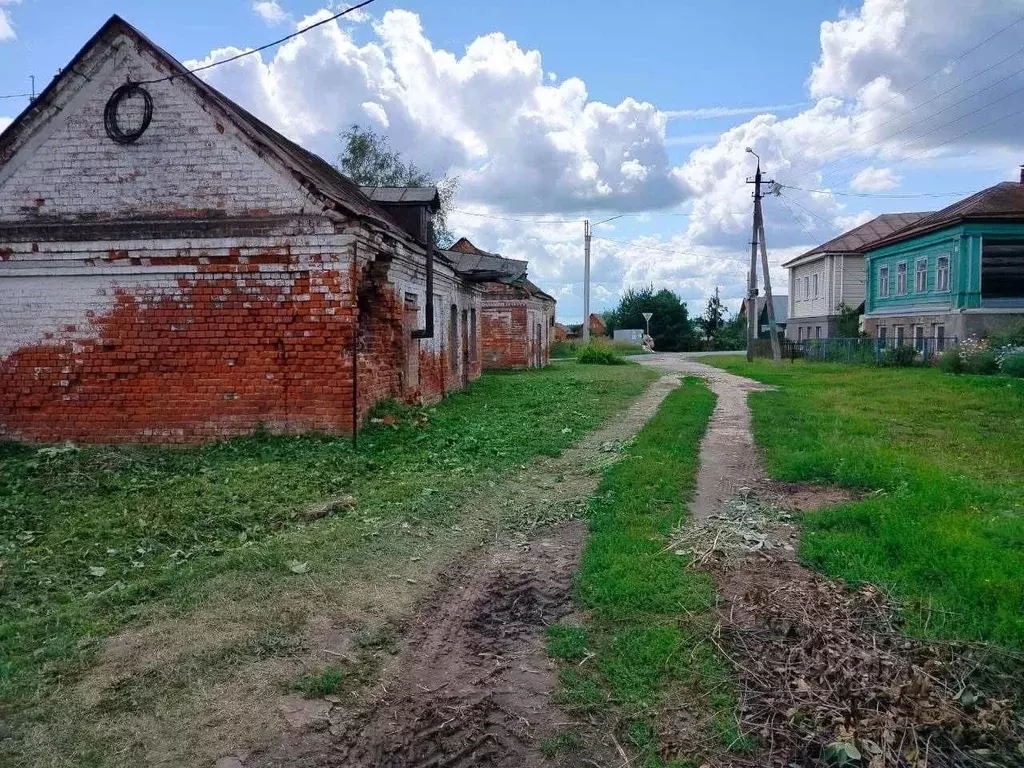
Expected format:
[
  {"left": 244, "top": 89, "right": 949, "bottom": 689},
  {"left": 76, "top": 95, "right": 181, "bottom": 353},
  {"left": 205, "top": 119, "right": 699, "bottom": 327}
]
[{"left": 231, "top": 373, "right": 683, "bottom": 767}]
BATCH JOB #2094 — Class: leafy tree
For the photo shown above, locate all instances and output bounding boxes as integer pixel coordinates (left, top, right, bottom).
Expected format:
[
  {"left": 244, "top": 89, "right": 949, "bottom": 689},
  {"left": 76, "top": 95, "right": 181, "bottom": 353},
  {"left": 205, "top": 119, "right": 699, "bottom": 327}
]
[
  {"left": 338, "top": 125, "right": 458, "bottom": 248},
  {"left": 835, "top": 302, "right": 863, "bottom": 338},
  {"left": 605, "top": 285, "right": 696, "bottom": 352},
  {"left": 697, "top": 287, "right": 726, "bottom": 348},
  {"left": 717, "top": 312, "right": 747, "bottom": 350}
]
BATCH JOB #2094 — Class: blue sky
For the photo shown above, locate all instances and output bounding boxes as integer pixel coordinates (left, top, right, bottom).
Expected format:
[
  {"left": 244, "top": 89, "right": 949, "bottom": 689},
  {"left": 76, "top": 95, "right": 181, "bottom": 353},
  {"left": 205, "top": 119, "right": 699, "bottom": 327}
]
[{"left": 3, "top": 0, "right": 1023, "bottom": 321}]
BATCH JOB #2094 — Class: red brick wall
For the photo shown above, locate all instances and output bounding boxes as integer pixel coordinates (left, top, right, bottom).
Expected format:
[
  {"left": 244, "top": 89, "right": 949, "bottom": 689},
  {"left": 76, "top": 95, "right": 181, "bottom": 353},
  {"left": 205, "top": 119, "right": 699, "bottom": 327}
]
[
  {"left": 0, "top": 257, "right": 358, "bottom": 443},
  {"left": 482, "top": 305, "right": 529, "bottom": 369}
]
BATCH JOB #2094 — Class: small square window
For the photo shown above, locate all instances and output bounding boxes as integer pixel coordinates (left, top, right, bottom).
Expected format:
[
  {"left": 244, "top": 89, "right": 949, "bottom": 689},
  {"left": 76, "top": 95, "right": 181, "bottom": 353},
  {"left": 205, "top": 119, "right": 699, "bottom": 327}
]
[{"left": 878, "top": 265, "right": 890, "bottom": 298}]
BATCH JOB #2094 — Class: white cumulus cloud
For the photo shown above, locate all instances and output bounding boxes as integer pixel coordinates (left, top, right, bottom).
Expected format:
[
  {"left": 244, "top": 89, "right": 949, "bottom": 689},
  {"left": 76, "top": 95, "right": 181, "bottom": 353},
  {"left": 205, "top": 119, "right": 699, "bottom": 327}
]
[
  {"left": 850, "top": 165, "right": 901, "bottom": 191},
  {"left": 0, "top": 0, "right": 22, "bottom": 42},
  {"left": 252, "top": 0, "right": 288, "bottom": 25}
]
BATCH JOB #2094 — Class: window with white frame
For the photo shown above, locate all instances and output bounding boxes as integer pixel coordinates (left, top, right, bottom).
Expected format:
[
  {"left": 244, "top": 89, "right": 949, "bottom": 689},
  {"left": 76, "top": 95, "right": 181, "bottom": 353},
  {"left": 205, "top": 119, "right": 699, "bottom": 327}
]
[
  {"left": 895, "top": 325, "right": 905, "bottom": 345},
  {"left": 935, "top": 324, "right": 946, "bottom": 349},
  {"left": 914, "top": 325, "right": 924, "bottom": 351},
  {"left": 878, "top": 265, "right": 890, "bottom": 298},
  {"left": 815, "top": 326, "right": 821, "bottom": 339},
  {"left": 804, "top": 276, "right": 810, "bottom": 300},
  {"left": 915, "top": 258, "right": 927, "bottom": 292},
  {"left": 878, "top": 326, "right": 887, "bottom": 343},
  {"left": 797, "top": 327, "right": 803, "bottom": 341},
  {"left": 936, "top": 255, "right": 950, "bottom": 292},
  {"left": 813, "top": 273, "right": 819, "bottom": 298},
  {"left": 896, "top": 262, "right": 908, "bottom": 294}
]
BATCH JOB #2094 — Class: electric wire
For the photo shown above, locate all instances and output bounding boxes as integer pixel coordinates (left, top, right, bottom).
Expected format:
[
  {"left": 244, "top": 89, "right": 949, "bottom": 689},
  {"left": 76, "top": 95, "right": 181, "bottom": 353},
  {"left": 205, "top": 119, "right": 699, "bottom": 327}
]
[
  {"left": 786, "top": 10, "right": 1024, "bottom": 179},
  {"left": 136, "top": 0, "right": 376, "bottom": 85}
]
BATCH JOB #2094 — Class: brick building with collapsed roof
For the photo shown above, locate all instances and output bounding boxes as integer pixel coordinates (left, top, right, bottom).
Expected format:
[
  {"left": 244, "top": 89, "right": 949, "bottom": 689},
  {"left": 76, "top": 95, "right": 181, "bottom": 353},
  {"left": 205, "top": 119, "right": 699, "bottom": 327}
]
[
  {"left": 447, "top": 238, "right": 556, "bottom": 369},
  {"left": 0, "top": 16, "right": 545, "bottom": 444}
]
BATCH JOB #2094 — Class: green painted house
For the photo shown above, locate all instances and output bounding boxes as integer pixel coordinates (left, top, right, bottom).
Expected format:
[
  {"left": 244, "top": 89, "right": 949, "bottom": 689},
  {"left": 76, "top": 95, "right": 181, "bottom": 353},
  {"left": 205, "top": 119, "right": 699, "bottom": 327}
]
[{"left": 863, "top": 179, "right": 1024, "bottom": 347}]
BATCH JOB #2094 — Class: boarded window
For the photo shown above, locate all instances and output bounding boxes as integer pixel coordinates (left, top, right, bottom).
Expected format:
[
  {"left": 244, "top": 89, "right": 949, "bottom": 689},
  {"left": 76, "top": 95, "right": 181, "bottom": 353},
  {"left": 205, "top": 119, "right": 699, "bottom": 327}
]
[
  {"left": 470, "top": 308, "right": 477, "bottom": 362},
  {"left": 896, "top": 262, "right": 908, "bottom": 295},
  {"left": 981, "top": 240, "right": 1024, "bottom": 299},
  {"left": 936, "top": 256, "right": 950, "bottom": 292},
  {"left": 879, "top": 265, "right": 890, "bottom": 298},
  {"left": 449, "top": 305, "right": 458, "bottom": 373}
]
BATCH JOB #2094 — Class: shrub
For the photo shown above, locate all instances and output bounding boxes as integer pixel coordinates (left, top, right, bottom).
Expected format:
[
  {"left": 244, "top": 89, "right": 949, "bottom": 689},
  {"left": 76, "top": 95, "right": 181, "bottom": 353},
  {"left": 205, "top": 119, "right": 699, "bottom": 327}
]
[
  {"left": 577, "top": 344, "right": 626, "bottom": 365},
  {"left": 963, "top": 348, "right": 1000, "bottom": 375},
  {"left": 881, "top": 345, "right": 918, "bottom": 367},
  {"left": 991, "top": 321, "right": 1024, "bottom": 348},
  {"left": 938, "top": 348, "right": 964, "bottom": 374},
  {"left": 1000, "top": 353, "right": 1024, "bottom": 378}
]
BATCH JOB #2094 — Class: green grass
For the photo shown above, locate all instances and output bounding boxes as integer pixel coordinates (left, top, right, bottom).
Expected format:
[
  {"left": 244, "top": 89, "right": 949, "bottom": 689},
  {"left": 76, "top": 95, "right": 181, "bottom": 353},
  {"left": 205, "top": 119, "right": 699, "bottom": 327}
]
[
  {"left": 706, "top": 358, "right": 1024, "bottom": 647},
  {"left": 0, "top": 361, "right": 658, "bottom": 724},
  {"left": 549, "top": 379, "right": 750, "bottom": 767}
]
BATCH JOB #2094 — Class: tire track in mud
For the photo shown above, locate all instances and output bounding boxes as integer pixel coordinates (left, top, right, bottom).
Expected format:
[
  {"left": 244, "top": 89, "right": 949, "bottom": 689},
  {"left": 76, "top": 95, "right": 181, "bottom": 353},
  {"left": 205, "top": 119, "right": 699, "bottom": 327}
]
[{"left": 237, "top": 373, "right": 682, "bottom": 767}]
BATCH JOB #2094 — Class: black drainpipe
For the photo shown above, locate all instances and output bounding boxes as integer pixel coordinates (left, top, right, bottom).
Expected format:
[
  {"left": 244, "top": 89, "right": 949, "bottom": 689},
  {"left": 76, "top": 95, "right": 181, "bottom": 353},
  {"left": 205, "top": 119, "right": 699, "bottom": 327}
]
[
  {"left": 412, "top": 219, "right": 435, "bottom": 340},
  {"left": 351, "top": 243, "right": 360, "bottom": 449}
]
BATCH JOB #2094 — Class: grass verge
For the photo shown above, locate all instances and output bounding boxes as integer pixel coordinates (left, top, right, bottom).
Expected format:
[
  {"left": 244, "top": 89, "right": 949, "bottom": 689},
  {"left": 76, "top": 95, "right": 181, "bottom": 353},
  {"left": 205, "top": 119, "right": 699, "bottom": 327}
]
[
  {"left": 548, "top": 378, "right": 750, "bottom": 767},
  {"left": 0, "top": 361, "right": 658, "bottom": 764},
  {"left": 705, "top": 358, "right": 1024, "bottom": 648}
]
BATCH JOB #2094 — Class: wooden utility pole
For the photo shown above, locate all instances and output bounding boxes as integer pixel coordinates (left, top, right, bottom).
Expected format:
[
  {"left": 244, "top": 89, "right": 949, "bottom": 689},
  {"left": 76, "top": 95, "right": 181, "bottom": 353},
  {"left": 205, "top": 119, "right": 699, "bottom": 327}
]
[
  {"left": 583, "top": 219, "right": 592, "bottom": 344},
  {"left": 745, "top": 157, "right": 761, "bottom": 361},
  {"left": 758, "top": 215, "right": 782, "bottom": 362},
  {"left": 745, "top": 150, "right": 781, "bottom": 363}
]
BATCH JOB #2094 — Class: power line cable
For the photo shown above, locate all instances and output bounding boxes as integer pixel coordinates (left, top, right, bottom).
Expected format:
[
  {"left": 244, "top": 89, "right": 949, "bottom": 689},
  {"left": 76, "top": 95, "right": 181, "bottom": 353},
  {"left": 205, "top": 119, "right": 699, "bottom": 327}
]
[
  {"left": 0, "top": 93, "right": 32, "bottom": 100},
  {"left": 775, "top": 194, "right": 819, "bottom": 239},
  {"left": 817, "top": 76, "right": 1024, "bottom": 184},
  {"left": 804, "top": 58, "right": 1024, "bottom": 185},
  {"left": 787, "top": 10, "right": 1024, "bottom": 172},
  {"left": 137, "top": 0, "right": 376, "bottom": 85},
  {"left": 778, "top": 184, "right": 970, "bottom": 198}
]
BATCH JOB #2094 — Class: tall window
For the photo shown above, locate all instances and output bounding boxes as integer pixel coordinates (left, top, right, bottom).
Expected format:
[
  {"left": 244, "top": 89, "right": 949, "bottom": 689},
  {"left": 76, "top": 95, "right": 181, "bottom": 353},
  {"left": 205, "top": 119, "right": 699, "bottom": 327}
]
[
  {"left": 936, "top": 325, "right": 946, "bottom": 350},
  {"left": 878, "top": 326, "right": 887, "bottom": 344},
  {"left": 936, "top": 255, "right": 950, "bottom": 292},
  {"left": 813, "top": 273, "right": 819, "bottom": 298},
  {"left": 878, "top": 265, "right": 890, "bottom": 298},
  {"left": 804, "top": 276, "right": 810, "bottom": 300},
  {"left": 915, "top": 258, "right": 927, "bottom": 292},
  {"left": 797, "top": 327, "right": 803, "bottom": 341},
  {"left": 895, "top": 326, "right": 905, "bottom": 345},
  {"left": 815, "top": 326, "right": 821, "bottom": 339},
  {"left": 470, "top": 308, "right": 478, "bottom": 362},
  {"left": 896, "top": 262, "right": 908, "bottom": 295},
  {"left": 449, "top": 305, "right": 458, "bottom": 373},
  {"left": 914, "top": 325, "right": 924, "bottom": 351}
]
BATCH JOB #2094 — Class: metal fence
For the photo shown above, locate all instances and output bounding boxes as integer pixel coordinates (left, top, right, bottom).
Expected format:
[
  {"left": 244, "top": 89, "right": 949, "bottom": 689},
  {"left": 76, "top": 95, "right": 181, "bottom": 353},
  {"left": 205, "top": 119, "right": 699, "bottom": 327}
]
[{"left": 752, "top": 336, "right": 957, "bottom": 365}]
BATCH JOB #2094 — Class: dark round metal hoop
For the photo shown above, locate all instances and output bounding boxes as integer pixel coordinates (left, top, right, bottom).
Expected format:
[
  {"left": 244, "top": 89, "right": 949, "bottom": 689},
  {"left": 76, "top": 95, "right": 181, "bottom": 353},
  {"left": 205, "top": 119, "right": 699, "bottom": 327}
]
[{"left": 104, "top": 83, "right": 153, "bottom": 145}]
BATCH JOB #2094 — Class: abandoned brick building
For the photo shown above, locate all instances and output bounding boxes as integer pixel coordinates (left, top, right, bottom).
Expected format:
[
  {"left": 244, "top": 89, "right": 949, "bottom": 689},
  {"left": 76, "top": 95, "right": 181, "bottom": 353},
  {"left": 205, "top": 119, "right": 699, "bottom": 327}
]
[
  {"left": 448, "top": 238, "right": 556, "bottom": 369},
  {"left": 0, "top": 16, "right": 490, "bottom": 444}
]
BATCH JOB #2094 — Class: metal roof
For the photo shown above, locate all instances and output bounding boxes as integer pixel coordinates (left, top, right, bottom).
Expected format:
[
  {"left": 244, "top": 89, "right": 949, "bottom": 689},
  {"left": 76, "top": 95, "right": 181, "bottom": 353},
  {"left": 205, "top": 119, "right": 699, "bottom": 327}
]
[
  {"left": 441, "top": 248, "right": 528, "bottom": 284},
  {"left": 783, "top": 213, "right": 932, "bottom": 267},
  {"left": 865, "top": 182, "right": 1024, "bottom": 250},
  {"left": 360, "top": 186, "right": 440, "bottom": 208}
]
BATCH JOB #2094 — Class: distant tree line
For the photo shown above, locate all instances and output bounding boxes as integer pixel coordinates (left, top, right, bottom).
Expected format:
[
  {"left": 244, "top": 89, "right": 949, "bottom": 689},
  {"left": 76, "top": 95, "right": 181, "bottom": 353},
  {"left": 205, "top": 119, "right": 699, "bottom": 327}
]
[{"left": 602, "top": 285, "right": 745, "bottom": 352}]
